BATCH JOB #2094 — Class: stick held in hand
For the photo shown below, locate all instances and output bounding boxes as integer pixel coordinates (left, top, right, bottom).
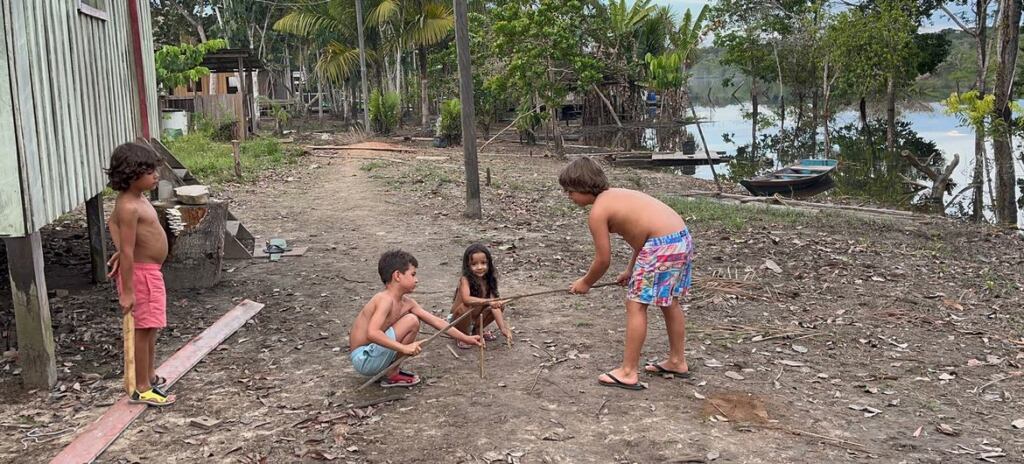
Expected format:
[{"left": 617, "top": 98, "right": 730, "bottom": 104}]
[
  {"left": 354, "top": 281, "right": 618, "bottom": 390},
  {"left": 123, "top": 314, "right": 135, "bottom": 394}
]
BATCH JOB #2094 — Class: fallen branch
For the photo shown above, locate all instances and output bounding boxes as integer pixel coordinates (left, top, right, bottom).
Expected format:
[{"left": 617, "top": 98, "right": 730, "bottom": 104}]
[{"left": 972, "top": 371, "right": 1022, "bottom": 394}]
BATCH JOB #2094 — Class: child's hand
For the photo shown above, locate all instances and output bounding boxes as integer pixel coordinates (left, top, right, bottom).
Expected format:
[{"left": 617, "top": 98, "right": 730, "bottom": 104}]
[
  {"left": 616, "top": 270, "right": 630, "bottom": 286},
  {"left": 106, "top": 252, "right": 121, "bottom": 278},
  {"left": 119, "top": 293, "right": 135, "bottom": 315},
  {"left": 401, "top": 341, "right": 424, "bottom": 357},
  {"left": 569, "top": 278, "right": 591, "bottom": 295}
]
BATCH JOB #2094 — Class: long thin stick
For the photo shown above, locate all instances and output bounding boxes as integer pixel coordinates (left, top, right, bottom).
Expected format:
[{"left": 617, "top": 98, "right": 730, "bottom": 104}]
[
  {"left": 356, "top": 282, "right": 618, "bottom": 390},
  {"left": 498, "top": 282, "right": 619, "bottom": 304},
  {"left": 478, "top": 313, "right": 485, "bottom": 378},
  {"left": 123, "top": 314, "right": 135, "bottom": 395},
  {"left": 356, "top": 306, "right": 480, "bottom": 390}
]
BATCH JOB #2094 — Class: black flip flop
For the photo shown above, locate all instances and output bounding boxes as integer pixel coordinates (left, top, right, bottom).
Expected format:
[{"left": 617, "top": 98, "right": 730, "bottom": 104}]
[
  {"left": 598, "top": 372, "right": 647, "bottom": 390},
  {"left": 645, "top": 363, "right": 691, "bottom": 378}
]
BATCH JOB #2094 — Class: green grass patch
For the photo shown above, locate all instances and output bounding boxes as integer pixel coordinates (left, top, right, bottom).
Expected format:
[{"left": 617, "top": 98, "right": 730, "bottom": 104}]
[
  {"left": 400, "top": 163, "right": 453, "bottom": 185},
  {"left": 360, "top": 160, "right": 389, "bottom": 172},
  {"left": 164, "top": 134, "right": 300, "bottom": 185},
  {"left": 662, "top": 196, "right": 808, "bottom": 231}
]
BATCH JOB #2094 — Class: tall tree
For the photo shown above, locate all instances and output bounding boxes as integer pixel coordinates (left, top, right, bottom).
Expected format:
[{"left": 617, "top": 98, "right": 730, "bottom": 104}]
[
  {"left": 369, "top": 1, "right": 455, "bottom": 127},
  {"left": 939, "top": 0, "right": 996, "bottom": 221},
  {"left": 490, "top": 0, "right": 601, "bottom": 153},
  {"left": 991, "top": 0, "right": 1021, "bottom": 225}
]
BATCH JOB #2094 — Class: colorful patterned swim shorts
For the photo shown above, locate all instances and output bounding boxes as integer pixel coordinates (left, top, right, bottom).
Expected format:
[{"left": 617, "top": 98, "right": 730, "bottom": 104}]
[{"left": 627, "top": 228, "right": 694, "bottom": 307}]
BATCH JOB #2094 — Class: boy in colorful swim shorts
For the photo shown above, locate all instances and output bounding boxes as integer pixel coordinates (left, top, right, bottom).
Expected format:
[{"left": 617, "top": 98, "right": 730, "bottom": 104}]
[
  {"left": 561, "top": 157, "right": 695, "bottom": 391},
  {"left": 107, "top": 141, "right": 176, "bottom": 406},
  {"left": 348, "top": 250, "right": 483, "bottom": 387}
]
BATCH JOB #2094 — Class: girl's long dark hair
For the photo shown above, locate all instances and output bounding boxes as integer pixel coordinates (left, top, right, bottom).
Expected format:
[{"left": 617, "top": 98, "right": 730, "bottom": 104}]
[{"left": 458, "top": 243, "right": 499, "bottom": 299}]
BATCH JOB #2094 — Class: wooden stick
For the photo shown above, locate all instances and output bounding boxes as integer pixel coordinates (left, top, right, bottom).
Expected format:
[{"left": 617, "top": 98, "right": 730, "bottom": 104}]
[
  {"left": 498, "top": 282, "right": 619, "bottom": 304},
  {"left": 356, "top": 282, "right": 618, "bottom": 390},
  {"left": 123, "top": 314, "right": 135, "bottom": 395},
  {"left": 478, "top": 313, "right": 485, "bottom": 378},
  {"left": 356, "top": 306, "right": 480, "bottom": 390}
]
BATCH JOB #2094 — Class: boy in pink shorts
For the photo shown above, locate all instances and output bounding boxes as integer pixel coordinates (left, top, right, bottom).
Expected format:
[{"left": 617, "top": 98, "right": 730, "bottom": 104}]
[
  {"left": 107, "top": 142, "right": 176, "bottom": 406},
  {"left": 561, "top": 158, "right": 695, "bottom": 390}
]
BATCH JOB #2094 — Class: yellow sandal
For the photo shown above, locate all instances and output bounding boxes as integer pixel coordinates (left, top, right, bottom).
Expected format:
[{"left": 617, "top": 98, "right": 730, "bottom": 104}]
[{"left": 129, "top": 388, "right": 177, "bottom": 407}]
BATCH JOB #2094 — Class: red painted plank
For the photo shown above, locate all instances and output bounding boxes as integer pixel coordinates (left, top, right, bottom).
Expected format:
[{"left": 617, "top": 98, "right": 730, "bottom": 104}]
[{"left": 51, "top": 299, "right": 264, "bottom": 464}]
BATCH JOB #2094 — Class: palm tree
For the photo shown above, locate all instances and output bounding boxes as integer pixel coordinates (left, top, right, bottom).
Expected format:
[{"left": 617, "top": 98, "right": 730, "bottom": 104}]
[
  {"left": 274, "top": 1, "right": 370, "bottom": 85},
  {"left": 368, "top": 1, "right": 454, "bottom": 127}
]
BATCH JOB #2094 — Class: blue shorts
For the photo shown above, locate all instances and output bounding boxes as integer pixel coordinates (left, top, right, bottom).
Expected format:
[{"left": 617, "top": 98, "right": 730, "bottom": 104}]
[{"left": 349, "top": 327, "right": 397, "bottom": 376}]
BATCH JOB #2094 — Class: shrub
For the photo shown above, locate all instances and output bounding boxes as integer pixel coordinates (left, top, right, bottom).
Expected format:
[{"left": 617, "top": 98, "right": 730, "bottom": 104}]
[
  {"left": 437, "top": 98, "right": 462, "bottom": 145},
  {"left": 369, "top": 90, "right": 400, "bottom": 134}
]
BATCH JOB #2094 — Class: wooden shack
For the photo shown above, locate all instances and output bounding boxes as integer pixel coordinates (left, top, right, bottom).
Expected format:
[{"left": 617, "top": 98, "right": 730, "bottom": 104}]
[{"left": 0, "top": 0, "right": 159, "bottom": 388}]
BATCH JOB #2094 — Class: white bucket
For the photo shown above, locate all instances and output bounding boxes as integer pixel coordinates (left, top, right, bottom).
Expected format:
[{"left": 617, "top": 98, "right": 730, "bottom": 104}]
[{"left": 159, "top": 109, "right": 189, "bottom": 138}]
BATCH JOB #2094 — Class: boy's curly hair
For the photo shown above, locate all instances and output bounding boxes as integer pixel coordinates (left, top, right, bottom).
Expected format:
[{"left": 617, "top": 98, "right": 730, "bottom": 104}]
[
  {"left": 107, "top": 142, "right": 161, "bottom": 191},
  {"left": 558, "top": 157, "right": 609, "bottom": 196}
]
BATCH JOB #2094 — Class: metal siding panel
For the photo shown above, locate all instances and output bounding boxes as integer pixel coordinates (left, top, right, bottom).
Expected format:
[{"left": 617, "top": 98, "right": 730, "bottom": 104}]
[
  {"left": 65, "top": 1, "right": 94, "bottom": 197},
  {"left": 113, "top": 0, "right": 132, "bottom": 145},
  {"left": 140, "top": 0, "right": 158, "bottom": 138},
  {"left": 75, "top": 12, "right": 101, "bottom": 197},
  {"left": 7, "top": 0, "right": 43, "bottom": 233},
  {"left": 36, "top": 0, "right": 65, "bottom": 225},
  {"left": 26, "top": 0, "right": 58, "bottom": 228},
  {"left": 45, "top": 0, "right": 79, "bottom": 210},
  {"left": 0, "top": 0, "right": 25, "bottom": 236},
  {"left": 90, "top": 19, "right": 109, "bottom": 184}
]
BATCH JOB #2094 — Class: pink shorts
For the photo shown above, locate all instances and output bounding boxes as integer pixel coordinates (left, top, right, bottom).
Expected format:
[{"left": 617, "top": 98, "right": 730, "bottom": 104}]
[{"left": 116, "top": 263, "right": 167, "bottom": 329}]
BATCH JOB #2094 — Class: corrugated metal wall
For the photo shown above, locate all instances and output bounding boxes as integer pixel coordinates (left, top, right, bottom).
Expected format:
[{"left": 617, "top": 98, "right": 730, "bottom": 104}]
[{"left": 0, "top": 0, "right": 157, "bottom": 236}]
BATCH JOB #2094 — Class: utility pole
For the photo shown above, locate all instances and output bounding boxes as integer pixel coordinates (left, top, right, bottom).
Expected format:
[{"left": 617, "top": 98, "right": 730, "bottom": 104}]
[
  {"left": 355, "top": 0, "right": 371, "bottom": 132},
  {"left": 453, "top": 0, "right": 481, "bottom": 218}
]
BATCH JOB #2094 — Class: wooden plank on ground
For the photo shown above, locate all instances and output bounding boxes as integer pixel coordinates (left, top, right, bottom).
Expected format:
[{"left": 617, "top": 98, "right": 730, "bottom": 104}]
[
  {"left": 306, "top": 141, "right": 416, "bottom": 152},
  {"left": 50, "top": 299, "right": 265, "bottom": 464}
]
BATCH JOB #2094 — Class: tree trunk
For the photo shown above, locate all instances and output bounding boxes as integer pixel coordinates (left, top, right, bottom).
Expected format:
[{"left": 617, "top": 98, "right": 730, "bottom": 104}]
[
  {"left": 859, "top": 97, "right": 868, "bottom": 129},
  {"left": 341, "top": 81, "right": 350, "bottom": 123},
  {"left": 811, "top": 87, "right": 819, "bottom": 148},
  {"left": 991, "top": 0, "right": 1021, "bottom": 226},
  {"left": 971, "top": 0, "right": 990, "bottom": 222},
  {"left": 419, "top": 46, "right": 430, "bottom": 127},
  {"left": 885, "top": 76, "right": 896, "bottom": 153},
  {"left": 823, "top": 62, "right": 832, "bottom": 158},
  {"left": 317, "top": 53, "right": 324, "bottom": 122},
  {"left": 750, "top": 77, "right": 758, "bottom": 156}
]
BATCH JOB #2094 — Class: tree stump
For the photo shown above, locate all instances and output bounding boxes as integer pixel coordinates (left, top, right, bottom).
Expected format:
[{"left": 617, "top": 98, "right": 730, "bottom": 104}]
[{"left": 155, "top": 199, "right": 226, "bottom": 289}]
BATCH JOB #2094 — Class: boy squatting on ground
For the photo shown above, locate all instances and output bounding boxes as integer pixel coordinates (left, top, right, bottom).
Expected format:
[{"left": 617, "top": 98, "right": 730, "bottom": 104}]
[
  {"left": 349, "top": 250, "right": 483, "bottom": 387},
  {"left": 562, "top": 158, "right": 695, "bottom": 390},
  {"left": 107, "top": 142, "right": 177, "bottom": 406}
]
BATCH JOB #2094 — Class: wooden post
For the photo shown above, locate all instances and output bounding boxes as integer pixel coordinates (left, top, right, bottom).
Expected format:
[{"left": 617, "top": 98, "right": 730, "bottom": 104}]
[
  {"left": 237, "top": 57, "right": 247, "bottom": 141},
  {"left": 231, "top": 140, "right": 242, "bottom": 179},
  {"left": 3, "top": 232, "right": 57, "bottom": 388},
  {"left": 453, "top": 0, "right": 481, "bottom": 218},
  {"left": 85, "top": 194, "right": 107, "bottom": 283}
]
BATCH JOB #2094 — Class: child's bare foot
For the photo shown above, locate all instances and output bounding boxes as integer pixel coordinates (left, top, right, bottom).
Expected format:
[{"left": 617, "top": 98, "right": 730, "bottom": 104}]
[
  {"left": 597, "top": 369, "right": 646, "bottom": 390},
  {"left": 644, "top": 361, "right": 690, "bottom": 378}
]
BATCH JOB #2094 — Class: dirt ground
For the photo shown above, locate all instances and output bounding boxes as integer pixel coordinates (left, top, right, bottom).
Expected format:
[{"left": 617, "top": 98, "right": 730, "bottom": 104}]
[{"left": 1, "top": 136, "right": 1023, "bottom": 464}]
